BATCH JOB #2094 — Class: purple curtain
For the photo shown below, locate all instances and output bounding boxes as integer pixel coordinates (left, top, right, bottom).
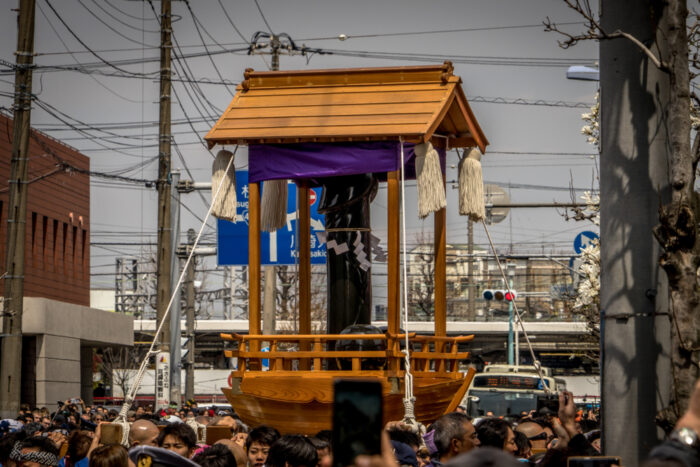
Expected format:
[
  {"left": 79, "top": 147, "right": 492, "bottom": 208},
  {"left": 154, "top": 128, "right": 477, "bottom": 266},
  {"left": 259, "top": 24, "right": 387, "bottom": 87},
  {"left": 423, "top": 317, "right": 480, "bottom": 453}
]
[{"left": 248, "top": 141, "right": 445, "bottom": 184}]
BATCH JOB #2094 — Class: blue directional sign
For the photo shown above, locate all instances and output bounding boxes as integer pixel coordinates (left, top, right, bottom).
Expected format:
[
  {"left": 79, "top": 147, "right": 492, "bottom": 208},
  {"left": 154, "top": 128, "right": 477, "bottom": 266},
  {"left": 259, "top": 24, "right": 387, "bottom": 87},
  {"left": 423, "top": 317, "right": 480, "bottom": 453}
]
[
  {"left": 573, "top": 230, "right": 599, "bottom": 254},
  {"left": 217, "top": 171, "right": 327, "bottom": 265}
]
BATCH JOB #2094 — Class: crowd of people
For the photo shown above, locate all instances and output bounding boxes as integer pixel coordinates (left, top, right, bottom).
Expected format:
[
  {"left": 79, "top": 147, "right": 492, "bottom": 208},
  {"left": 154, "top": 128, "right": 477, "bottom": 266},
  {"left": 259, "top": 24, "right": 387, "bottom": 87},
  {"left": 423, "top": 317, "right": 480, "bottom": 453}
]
[{"left": 2, "top": 386, "right": 700, "bottom": 467}]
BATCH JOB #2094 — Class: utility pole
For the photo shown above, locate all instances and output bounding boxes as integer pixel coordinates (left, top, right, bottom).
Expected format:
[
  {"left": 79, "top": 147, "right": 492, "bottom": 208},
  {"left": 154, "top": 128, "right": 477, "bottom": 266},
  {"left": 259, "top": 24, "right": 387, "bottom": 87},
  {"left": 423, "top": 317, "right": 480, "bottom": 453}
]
[
  {"left": 0, "top": 0, "right": 35, "bottom": 419},
  {"left": 169, "top": 172, "right": 181, "bottom": 405},
  {"left": 599, "top": 0, "right": 671, "bottom": 462},
  {"left": 184, "top": 229, "right": 195, "bottom": 402},
  {"left": 155, "top": 0, "right": 172, "bottom": 408}
]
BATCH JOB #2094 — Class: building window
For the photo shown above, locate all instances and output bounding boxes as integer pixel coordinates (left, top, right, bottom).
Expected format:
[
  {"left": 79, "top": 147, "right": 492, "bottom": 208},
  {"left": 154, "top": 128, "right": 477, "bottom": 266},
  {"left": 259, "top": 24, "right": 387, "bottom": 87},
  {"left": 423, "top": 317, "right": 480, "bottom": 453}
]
[
  {"left": 52, "top": 219, "right": 58, "bottom": 271},
  {"left": 42, "top": 216, "right": 47, "bottom": 270}
]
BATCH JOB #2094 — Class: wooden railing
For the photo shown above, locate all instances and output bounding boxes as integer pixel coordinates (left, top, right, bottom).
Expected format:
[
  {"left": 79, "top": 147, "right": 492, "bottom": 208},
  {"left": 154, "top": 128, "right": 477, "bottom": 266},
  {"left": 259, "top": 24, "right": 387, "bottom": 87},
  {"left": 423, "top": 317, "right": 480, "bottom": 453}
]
[{"left": 221, "top": 333, "right": 473, "bottom": 379}]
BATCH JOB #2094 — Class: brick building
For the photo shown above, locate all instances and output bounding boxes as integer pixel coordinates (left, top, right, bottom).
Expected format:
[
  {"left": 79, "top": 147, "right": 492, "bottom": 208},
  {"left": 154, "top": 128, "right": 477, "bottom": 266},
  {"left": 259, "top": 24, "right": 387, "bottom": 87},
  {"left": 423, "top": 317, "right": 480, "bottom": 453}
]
[{"left": 0, "top": 112, "right": 132, "bottom": 409}]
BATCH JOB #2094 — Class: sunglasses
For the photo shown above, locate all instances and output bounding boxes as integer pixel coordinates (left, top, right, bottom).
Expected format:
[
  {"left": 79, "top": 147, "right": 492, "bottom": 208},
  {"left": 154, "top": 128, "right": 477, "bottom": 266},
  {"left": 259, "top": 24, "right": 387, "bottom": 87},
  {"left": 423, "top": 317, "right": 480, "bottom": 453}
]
[{"left": 527, "top": 432, "right": 552, "bottom": 441}]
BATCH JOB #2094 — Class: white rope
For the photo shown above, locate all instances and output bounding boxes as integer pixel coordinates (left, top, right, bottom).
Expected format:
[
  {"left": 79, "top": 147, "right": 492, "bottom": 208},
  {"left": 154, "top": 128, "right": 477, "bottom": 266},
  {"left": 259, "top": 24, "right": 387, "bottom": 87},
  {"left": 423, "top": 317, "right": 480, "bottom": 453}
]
[
  {"left": 480, "top": 221, "right": 550, "bottom": 393},
  {"left": 116, "top": 146, "right": 240, "bottom": 430},
  {"left": 399, "top": 138, "right": 415, "bottom": 416}
]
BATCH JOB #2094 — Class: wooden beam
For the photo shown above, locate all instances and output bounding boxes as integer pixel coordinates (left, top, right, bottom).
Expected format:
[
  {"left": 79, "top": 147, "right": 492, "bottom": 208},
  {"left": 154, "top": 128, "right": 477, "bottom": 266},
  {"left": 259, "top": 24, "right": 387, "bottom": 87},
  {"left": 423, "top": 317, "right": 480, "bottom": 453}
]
[
  {"left": 249, "top": 182, "right": 261, "bottom": 352},
  {"left": 387, "top": 171, "right": 400, "bottom": 337}
]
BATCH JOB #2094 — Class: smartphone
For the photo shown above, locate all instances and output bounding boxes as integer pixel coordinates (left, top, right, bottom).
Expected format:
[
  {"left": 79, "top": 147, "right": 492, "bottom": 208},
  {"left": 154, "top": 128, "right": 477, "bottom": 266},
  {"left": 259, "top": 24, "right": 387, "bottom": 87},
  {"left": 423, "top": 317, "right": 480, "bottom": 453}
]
[
  {"left": 70, "top": 398, "right": 81, "bottom": 404},
  {"left": 568, "top": 456, "right": 622, "bottom": 467},
  {"left": 332, "top": 379, "right": 383, "bottom": 467},
  {"left": 100, "top": 423, "right": 124, "bottom": 446},
  {"left": 537, "top": 394, "right": 560, "bottom": 414}
]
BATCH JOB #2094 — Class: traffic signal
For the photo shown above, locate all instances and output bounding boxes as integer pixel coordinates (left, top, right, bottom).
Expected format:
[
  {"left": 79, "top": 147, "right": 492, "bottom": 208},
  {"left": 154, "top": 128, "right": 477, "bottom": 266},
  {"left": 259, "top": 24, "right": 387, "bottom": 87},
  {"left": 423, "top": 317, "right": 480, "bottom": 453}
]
[{"left": 483, "top": 289, "right": 517, "bottom": 301}]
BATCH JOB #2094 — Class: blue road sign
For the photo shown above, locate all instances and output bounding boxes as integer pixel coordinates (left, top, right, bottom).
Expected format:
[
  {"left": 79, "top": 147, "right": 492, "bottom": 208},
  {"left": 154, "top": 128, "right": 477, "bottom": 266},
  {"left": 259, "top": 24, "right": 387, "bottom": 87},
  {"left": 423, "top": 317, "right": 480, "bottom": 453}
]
[
  {"left": 217, "top": 171, "right": 327, "bottom": 265},
  {"left": 573, "top": 230, "right": 599, "bottom": 254}
]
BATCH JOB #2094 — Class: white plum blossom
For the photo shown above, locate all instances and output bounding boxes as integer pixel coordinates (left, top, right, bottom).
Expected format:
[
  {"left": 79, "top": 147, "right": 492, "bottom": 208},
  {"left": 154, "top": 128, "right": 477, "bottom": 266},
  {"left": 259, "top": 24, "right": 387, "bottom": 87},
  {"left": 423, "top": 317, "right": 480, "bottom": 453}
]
[
  {"left": 580, "top": 92, "right": 600, "bottom": 149},
  {"left": 574, "top": 92, "right": 601, "bottom": 316},
  {"left": 574, "top": 240, "right": 600, "bottom": 310}
]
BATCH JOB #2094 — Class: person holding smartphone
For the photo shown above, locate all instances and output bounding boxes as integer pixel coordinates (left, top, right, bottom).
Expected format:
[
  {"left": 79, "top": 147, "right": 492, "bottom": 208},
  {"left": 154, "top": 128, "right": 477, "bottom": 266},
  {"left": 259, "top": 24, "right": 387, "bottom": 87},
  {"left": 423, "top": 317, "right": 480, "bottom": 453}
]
[{"left": 647, "top": 378, "right": 700, "bottom": 466}]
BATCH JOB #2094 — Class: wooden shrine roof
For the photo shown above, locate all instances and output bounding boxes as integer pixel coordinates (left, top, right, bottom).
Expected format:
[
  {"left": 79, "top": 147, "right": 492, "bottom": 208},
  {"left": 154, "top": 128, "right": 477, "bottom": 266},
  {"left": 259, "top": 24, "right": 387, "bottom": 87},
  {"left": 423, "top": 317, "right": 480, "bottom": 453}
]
[{"left": 205, "top": 62, "right": 488, "bottom": 152}]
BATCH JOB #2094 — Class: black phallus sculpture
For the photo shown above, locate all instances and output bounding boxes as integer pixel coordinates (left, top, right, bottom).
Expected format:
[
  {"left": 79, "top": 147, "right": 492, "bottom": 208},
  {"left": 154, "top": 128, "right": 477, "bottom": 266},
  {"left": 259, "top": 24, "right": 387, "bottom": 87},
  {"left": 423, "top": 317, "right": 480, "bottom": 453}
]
[{"left": 318, "top": 173, "right": 378, "bottom": 335}]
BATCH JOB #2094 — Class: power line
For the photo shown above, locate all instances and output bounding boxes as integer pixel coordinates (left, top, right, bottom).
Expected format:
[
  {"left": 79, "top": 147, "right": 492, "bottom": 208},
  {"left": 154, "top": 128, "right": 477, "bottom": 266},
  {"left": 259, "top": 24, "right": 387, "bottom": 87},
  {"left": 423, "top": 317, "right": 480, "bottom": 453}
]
[
  {"left": 90, "top": 0, "right": 160, "bottom": 33},
  {"left": 76, "top": 0, "right": 158, "bottom": 47},
  {"left": 297, "top": 22, "right": 587, "bottom": 41},
  {"left": 41, "top": 0, "right": 156, "bottom": 77},
  {"left": 253, "top": 0, "right": 274, "bottom": 33}
]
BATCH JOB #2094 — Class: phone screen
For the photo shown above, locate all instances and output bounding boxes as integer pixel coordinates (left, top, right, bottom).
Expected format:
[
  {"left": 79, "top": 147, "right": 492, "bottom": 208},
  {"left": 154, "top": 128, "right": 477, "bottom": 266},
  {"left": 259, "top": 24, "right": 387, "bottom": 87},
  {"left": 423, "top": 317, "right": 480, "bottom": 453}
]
[
  {"left": 332, "top": 379, "right": 383, "bottom": 467},
  {"left": 568, "top": 456, "right": 622, "bottom": 467}
]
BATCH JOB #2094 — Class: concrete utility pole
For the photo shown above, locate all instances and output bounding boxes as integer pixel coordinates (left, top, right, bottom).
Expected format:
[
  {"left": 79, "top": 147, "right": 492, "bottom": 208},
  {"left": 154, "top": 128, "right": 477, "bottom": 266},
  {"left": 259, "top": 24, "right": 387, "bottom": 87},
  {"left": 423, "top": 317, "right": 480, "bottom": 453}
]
[
  {"left": 184, "top": 229, "right": 196, "bottom": 401},
  {"left": 155, "top": 0, "right": 172, "bottom": 405},
  {"left": 169, "top": 172, "right": 181, "bottom": 405},
  {"left": 0, "top": 0, "right": 35, "bottom": 419},
  {"left": 599, "top": 0, "right": 671, "bottom": 462}
]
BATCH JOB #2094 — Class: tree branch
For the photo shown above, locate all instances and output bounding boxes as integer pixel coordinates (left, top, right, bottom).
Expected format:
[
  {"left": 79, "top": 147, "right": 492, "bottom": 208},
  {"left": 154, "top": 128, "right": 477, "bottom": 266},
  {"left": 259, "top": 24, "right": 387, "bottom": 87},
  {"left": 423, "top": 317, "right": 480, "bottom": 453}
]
[{"left": 544, "top": 0, "right": 669, "bottom": 72}]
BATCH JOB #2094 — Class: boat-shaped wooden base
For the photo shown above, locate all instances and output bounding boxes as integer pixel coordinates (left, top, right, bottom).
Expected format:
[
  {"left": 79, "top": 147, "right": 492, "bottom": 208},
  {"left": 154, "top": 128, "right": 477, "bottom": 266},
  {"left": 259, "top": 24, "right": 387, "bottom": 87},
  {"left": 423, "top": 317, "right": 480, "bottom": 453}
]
[{"left": 222, "top": 373, "right": 469, "bottom": 435}]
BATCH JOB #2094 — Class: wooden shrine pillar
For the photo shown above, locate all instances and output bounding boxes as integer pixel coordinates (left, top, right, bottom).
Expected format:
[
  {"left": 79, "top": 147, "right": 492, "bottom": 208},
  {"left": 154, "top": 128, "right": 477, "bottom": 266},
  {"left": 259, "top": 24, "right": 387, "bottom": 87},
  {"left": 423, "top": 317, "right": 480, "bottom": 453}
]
[
  {"left": 434, "top": 206, "right": 447, "bottom": 337},
  {"left": 434, "top": 172, "right": 447, "bottom": 372},
  {"left": 387, "top": 171, "right": 400, "bottom": 335},
  {"left": 248, "top": 181, "right": 261, "bottom": 353},
  {"left": 298, "top": 181, "right": 311, "bottom": 370},
  {"left": 387, "top": 170, "right": 400, "bottom": 373},
  {"left": 298, "top": 182, "right": 312, "bottom": 333}
]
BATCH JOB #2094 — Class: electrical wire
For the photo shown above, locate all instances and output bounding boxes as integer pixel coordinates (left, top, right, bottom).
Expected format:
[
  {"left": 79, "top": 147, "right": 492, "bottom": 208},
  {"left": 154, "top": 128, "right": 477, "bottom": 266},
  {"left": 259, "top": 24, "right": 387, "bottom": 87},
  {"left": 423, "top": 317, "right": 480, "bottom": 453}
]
[
  {"left": 36, "top": 1, "right": 143, "bottom": 104},
  {"left": 296, "top": 22, "right": 587, "bottom": 42},
  {"left": 216, "top": 0, "right": 249, "bottom": 43},
  {"left": 76, "top": 0, "right": 158, "bottom": 47},
  {"left": 253, "top": 0, "right": 274, "bottom": 33},
  {"left": 42, "top": 0, "right": 157, "bottom": 77},
  {"left": 90, "top": 0, "right": 160, "bottom": 33}
]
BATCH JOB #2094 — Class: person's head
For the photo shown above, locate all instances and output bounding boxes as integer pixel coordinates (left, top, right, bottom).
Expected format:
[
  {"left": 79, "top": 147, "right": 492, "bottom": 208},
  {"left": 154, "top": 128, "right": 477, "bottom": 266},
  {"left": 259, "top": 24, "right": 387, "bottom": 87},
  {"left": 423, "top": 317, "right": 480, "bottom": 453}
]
[
  {"left": 40, "top": 417, "right": 50, "bottom": 430},
  {"left": 432, "top": 412, "right": 480, "bottom": 461},
  {"left": 89, "top": 444, "right": 129, "bottom": 467},
  {"left": 308, "top": 437, "right": 331, "bottom": 465},
  {"left": 67, "top": 430, "right": 92, "bottom": 462},
  {"left": 129, "top": 419, "right": 160, "bottom": 447},
  {"left": 246, "top": 425, "right": 281, "bottom": 467},
  {"left": 475, "top": 418, "right": 516, "bottom": 455},
  {"left": 515, "top": 420, "right": 551, "bottom": 453},
  {"left": 512, "top": 430, "right": 531, "bottom": 459},
  {"left": 19, "top": 436, "right": 59, "bottom": 467},
  {"left": 444, "top": 447, "right": 520, "bottom": 467},
  {"left": 391, "top": 441, "right": 418, "bottom": 467},
  {"left": 214, "top": 439, "right": 248, "bottom": 467},
  {"left": 387, "top": 429, "right": 422, "bottom": 452},
  {"left": 32, "top": 411, "right": 42, "bottom": 423},
  {"left": 157, "top": 423, "right": 197, "bottom": 458},
  {"left": 266, "top": 435, "right": 318, "bottom": 467},
  {"left": 0, "top": 431, "right": 27, "bottom": 467},
  {"left": 191, "top": 444, "right": 236, "bottom": 467}
]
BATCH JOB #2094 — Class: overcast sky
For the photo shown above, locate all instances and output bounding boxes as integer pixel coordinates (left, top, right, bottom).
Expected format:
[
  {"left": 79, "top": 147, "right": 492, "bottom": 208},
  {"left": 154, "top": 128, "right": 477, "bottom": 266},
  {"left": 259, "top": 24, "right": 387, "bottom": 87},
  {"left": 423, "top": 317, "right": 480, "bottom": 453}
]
[{"left": 0, "top": 0, "right": 599, "bottom": 309}]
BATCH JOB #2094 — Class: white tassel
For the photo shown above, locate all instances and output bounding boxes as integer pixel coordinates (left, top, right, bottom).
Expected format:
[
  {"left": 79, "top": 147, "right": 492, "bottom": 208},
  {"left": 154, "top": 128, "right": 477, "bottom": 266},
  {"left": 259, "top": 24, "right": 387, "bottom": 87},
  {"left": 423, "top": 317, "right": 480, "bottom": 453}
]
[
  {"left": 414, "top": 142, "right": 446, "bottom": 219},
  {"left": 261, "top": 179, "right": 287, "bottom": 232},
  {"left": 458, "top": 148, "right": 486, "bottom": 222},
  {"left": 211, "top": 150, "right": 237, "bottom": 222}
]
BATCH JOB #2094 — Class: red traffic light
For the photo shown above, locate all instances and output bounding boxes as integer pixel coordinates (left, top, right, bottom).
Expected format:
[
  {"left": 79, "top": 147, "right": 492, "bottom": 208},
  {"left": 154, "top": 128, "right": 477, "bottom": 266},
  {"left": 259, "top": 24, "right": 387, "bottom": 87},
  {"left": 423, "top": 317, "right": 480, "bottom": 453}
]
[{"left": 504, "top": 290, "right": 517, "bottom": 301}]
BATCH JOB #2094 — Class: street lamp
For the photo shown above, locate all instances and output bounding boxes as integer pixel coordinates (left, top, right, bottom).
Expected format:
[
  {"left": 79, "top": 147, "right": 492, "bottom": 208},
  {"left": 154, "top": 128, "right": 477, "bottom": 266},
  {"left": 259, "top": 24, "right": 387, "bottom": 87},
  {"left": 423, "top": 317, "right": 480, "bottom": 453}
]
[{"left": 566, "top": 65, "right": 600, "bottom": 81}]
